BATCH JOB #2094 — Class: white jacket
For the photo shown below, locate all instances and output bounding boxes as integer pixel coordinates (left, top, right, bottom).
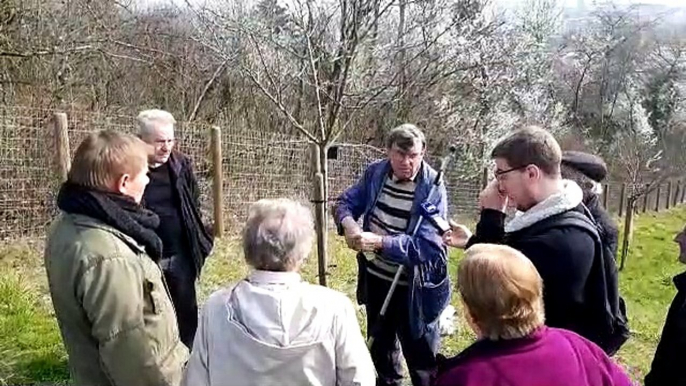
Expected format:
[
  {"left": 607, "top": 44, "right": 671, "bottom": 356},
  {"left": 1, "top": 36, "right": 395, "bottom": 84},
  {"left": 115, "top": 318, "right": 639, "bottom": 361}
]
[{"left": 182, "top": 270, "right": 376, "bottom": 386}]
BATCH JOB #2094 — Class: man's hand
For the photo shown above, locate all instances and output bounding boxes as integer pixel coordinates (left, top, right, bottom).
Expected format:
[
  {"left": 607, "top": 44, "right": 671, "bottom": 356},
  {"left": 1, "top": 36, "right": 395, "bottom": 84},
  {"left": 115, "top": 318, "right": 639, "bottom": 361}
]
[
  {"left": 479, "top": 179, "right": 508, "bottom": 212},
  {"left": 356, "top": 232, "right": 383, "bottom": 252},
  {"left": 341, "top": 217, "right": 363, "bottom": 251},
  {"left": 442, "top": 220, "right": 473, "bottom": 249}
]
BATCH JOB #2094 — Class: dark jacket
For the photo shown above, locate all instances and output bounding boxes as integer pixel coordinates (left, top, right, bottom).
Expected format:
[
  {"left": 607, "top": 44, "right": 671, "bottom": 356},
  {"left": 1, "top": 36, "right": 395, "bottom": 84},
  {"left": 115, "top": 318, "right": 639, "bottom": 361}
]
[
  {"left": 334, "top": 159, "right": 450, "bottom": 339},
  {"left": 167, "top": 151, "right": 214, "bottom": 276},
  {"left": 468, "top": 206, "right": 602, "bottom": 339},
  {"left": 433, "top": 327, "right": 632, "bottom": 386},
  {"left": 466, "top": 180, "right": 617, "bottom": 349},
  {"left": 645, "top": 271, "right": 686, "bottom": 386},
  {"left": 586, "top": 194, "right": 619, "bottom": 259}
]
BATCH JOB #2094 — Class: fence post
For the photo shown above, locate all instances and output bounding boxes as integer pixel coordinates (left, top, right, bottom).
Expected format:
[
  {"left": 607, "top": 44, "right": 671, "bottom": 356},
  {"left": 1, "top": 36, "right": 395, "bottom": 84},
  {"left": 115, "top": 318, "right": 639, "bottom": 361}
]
[
  {"left": 667, "top": 181, "right": 673, "bottom": 210},
  {"left": 655, "top": 184, "right": 662, "bottom": 212},
  {"left": 642, "top": 184, "right": 649, "bottom": 213},
  {"left": 53, "top": 112, "right": 70, "bottom": 182},
  {"left": 618, "top": 183, "right": 626, "bottom": 217},
  {"left": 603, "top": 184, "right": 610, "bottom": 210},
  {"left": 211, "top": 126, "right": 224, "bottom": 237},
  {"left": 674, "top": 181, "right": 681, "bottom": 207}
]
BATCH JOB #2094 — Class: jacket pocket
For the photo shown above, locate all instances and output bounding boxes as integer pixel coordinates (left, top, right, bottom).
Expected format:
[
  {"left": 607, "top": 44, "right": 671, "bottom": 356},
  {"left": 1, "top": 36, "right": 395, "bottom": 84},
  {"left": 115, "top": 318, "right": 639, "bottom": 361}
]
[
  {"left": 144, "top": 279, "right": 164, "bottom": 315},
  {"left": 420, "top": 270, "right": 451, "bottom": 324}
]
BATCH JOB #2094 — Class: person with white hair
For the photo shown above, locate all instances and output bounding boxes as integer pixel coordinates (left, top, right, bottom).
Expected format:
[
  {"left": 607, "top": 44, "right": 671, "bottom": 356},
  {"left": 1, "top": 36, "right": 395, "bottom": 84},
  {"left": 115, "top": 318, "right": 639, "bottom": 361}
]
[
  {"left": 138, "top": 109, "right": 214, "bottom": 349},
  {"left": 182, "top": 198, "right": 376, "bottom": 386}
]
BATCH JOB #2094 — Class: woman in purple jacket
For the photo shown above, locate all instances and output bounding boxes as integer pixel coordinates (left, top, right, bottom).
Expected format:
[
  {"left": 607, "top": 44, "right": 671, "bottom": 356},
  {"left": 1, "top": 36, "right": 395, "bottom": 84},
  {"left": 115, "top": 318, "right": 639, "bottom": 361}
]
[{"left": 433, "top": 243, "right": 632, "bottom": 386}]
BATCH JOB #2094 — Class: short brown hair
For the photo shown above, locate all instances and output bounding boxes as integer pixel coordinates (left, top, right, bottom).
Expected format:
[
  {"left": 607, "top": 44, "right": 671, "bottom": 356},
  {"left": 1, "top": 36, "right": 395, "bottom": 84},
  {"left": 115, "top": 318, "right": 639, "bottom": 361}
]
[
  {"left": 68, "top": 130, "right": 149, "bottom": 191},
  {"left": 386, "top": 124, "right": 426, "bottom": 151},
  {"left": 458, "top": 244, "right": 545, "bottom": 340},
  {"left": 491, "top": 126, "right": 561, "bottom": 175}
]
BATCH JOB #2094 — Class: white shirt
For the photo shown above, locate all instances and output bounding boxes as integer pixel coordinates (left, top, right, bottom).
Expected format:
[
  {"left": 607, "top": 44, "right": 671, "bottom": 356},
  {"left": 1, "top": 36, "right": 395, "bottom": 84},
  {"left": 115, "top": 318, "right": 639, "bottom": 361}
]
[{"left": 182, "top": 270, "right": 376, "bottom": 386}]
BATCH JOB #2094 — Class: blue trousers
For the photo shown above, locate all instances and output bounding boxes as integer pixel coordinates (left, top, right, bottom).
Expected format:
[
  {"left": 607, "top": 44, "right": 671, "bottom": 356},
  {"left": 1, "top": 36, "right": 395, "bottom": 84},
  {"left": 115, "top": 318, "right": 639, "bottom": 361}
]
[{"left": 364, "top": 272, "right": 440, "bottom": 386}]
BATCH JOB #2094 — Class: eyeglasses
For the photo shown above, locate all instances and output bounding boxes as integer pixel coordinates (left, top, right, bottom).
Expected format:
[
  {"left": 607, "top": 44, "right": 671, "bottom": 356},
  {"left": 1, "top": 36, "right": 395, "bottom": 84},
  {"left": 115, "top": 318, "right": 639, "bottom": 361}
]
[{"left": 494, "top": 165, "right": 528, "bottom": 179}]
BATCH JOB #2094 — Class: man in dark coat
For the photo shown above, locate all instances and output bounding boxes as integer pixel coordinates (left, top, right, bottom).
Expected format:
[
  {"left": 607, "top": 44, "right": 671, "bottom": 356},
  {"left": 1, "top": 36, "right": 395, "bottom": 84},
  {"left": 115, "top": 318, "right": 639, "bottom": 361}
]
[
  {"left": 561, "top": 150, "right": 619, "bottom": 258},
  {"left": 444, "top": 126, "right": 624, "bottom": 354},
  {"left": 644, "top": 225, "right": 686, "bottom": 386},
  {"left": 138, "top": 109, "right": 214, "bottom": 349}
]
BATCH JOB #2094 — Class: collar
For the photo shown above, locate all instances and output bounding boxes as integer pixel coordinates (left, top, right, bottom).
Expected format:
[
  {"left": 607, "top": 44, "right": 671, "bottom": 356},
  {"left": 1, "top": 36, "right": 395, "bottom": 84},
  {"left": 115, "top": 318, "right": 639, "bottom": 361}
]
[
  {"left": 247, "top": 270, "right": 302, "bottom": 285},
  {"left": 505, "top": 179, "right": 583, "bottom": 233}
]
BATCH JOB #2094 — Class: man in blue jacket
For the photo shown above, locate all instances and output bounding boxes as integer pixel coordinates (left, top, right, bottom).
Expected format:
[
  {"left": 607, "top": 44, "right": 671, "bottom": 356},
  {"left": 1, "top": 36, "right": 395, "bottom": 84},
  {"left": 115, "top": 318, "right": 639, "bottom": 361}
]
[{"left": 334, "top": 124, "right": 450, "bottom": 386}]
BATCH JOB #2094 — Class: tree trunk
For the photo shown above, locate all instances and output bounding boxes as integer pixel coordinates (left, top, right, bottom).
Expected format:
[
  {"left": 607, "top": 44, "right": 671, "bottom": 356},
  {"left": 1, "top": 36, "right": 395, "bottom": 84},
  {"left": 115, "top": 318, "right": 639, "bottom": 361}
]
[
  {"left": 311, "top": 143, "right": 329, "bottom": 286},
  {"left": 619, "top": 198, "right": 635, "bottom": 271}
]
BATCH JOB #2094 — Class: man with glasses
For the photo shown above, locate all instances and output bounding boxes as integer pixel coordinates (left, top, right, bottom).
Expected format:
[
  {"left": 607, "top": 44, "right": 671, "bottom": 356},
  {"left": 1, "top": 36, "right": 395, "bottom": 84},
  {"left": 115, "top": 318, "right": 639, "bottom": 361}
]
[
  {"left": 138, "top": 109, "right": 214, "bottom": 349},
  {"left": 444, "top": 126, "right": 623, "bottom": 353}
]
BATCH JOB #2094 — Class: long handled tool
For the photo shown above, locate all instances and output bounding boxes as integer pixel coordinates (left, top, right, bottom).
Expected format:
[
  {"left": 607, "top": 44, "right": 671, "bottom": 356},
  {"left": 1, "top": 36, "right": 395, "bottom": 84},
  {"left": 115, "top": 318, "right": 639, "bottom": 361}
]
[{"left": 366, "top": 145, "right": 457, "bottom": 348}]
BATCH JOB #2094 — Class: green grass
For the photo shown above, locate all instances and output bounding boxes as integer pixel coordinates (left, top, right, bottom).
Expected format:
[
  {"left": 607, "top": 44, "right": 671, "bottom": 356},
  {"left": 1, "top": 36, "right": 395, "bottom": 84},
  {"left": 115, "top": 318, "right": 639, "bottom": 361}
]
[
  {"left": 0, "top": 245, "right": 69, "bottom": 385},
  {"left": 2, "top": 207, "right": 686, "bottom": 384}
]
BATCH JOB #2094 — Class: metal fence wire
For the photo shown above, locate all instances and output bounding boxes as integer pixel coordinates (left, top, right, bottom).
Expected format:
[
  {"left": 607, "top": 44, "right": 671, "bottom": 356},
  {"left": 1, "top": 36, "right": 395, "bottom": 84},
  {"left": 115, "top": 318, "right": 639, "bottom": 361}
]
[{"left": 0, "top": 106, "right": 681, "bottom": 241}]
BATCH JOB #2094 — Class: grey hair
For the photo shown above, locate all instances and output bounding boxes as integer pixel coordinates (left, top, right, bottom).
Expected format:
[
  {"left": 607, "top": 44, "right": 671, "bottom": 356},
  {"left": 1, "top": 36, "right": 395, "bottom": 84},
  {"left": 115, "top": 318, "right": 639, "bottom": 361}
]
[
  {"left": 137, "top": 109, "right": 176, "bottom": 138},
  {"left": 561, "top": 163, "right": 602, "bottom": 200},
  {"left": 242, "top": 198, "right": 315, "bottom": 272},
  {"left": 386, "top": 123, "right": 426, "bottom": 151}
]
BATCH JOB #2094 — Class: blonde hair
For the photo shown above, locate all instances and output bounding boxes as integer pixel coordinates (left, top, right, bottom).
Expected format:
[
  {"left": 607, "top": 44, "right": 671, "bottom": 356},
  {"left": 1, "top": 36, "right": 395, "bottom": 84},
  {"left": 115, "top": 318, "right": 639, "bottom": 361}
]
[
  {"left": 242, "top": 198, "right": 315, "bottom": 272},
  {"left": 458, "top": 244, "right": 545, "bottom": 340},
  {"left": 68, "top": 130, "right": 149, "bottom": 191}
]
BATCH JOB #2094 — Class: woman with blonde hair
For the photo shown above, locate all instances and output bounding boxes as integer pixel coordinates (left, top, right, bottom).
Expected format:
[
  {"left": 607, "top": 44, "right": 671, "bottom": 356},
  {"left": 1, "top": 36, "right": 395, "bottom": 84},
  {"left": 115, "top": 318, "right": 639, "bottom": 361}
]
[{"left": 433, "top": 243, "right": 631, "bottom": 386}]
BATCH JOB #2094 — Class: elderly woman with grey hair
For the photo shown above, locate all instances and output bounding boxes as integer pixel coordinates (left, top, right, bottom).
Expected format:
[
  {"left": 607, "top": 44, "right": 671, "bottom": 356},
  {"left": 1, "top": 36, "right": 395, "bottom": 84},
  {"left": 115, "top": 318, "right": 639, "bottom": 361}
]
[{"left": 182, "top": 198, "right": 376, "bottom": 386}]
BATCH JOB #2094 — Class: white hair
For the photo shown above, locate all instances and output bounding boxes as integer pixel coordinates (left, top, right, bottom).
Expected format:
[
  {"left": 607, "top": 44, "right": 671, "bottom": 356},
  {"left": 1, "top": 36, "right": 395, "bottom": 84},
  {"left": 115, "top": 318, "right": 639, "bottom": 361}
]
[
  {"left": 242, "top": 198, "right": 315, "bottom": 272},
  {"left": 137, "top": 109, "right": 176, "bottom": 137}
]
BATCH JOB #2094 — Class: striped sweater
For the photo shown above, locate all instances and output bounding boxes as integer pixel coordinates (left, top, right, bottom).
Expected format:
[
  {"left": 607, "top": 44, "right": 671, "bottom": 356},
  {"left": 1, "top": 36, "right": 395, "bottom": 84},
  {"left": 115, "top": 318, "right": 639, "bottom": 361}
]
[{"left": 366, "top": 174, "right": 416, "bottom": 285}]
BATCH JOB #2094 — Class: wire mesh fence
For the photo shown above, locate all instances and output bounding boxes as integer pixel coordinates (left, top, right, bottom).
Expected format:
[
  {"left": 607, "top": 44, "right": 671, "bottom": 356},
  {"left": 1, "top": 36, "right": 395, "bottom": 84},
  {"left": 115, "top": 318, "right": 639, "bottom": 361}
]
[{"left": 0, "top": 105, "right": 684, "bottom": 242}]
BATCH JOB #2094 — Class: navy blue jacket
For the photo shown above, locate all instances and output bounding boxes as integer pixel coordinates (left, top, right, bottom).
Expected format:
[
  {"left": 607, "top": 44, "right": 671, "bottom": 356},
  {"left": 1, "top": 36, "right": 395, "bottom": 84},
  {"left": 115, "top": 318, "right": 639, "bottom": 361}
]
[{"left": 334, "top": 159, "right": 450, "bottom": 339}]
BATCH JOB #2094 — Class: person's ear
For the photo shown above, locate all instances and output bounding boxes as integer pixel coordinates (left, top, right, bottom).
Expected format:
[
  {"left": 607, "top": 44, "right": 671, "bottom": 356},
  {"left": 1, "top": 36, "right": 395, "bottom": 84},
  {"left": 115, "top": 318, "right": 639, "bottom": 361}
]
[
  {"left": 115, "top": 173, "right": 131, "bottom": 195},
  {"left": 526, "top": 165, "right": 540, "bottom": 180}
]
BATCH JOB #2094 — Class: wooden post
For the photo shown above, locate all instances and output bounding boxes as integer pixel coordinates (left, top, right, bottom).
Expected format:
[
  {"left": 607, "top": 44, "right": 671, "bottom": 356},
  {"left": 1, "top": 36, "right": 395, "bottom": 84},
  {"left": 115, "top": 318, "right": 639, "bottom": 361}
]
[
  {"left": 619, "top": 198, "right": 635, "bottom": 271},
  {"left": 674, "top": 181, "right": 681, "bottom": 207},
  {"left": 603, "top": 184, "right": 610, "bottom": 209},
  {"left": 655, "top": 184, "right": 662, "bottom": 212},
  {"left": 311, "top": 143, "right": 328, "bottom": 286},
  {"left": 667, "top": 181, "right": 673, "bottom": 210},
  {"left": 53, "top": 112, "right": 70, "bottom": 182},
  {"left": 211, "top": 126, "right": 224, "bottom": 237},
  {"left": 481, "top": 167, "right": 488, "bottom": 190},
  {"left": 642, "top": 184, "right": 649, "bottom": 213},
  {"left": 618, "top": 183, "right": 626, "bottom": 217}
]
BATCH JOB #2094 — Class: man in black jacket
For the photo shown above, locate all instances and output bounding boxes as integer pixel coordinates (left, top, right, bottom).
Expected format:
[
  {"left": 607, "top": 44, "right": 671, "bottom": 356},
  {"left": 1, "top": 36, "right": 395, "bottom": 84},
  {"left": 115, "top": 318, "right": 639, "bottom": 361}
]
[
  {"left": 444, "top": 126, "right": 620, "bottom": 352},
  {"left": 138, "top": 109, "right": 214, "bottom": 349},
  {"left": 644, "top": 225, "right": 686, "bottom": 386}
]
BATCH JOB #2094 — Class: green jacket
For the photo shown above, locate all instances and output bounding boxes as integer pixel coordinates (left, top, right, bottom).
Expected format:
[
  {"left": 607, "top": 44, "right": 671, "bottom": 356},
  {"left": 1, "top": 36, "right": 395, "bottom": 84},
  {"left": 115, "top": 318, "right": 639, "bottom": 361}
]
[{"left": 44, "top": 213, "right": 189, "bottom": 386}]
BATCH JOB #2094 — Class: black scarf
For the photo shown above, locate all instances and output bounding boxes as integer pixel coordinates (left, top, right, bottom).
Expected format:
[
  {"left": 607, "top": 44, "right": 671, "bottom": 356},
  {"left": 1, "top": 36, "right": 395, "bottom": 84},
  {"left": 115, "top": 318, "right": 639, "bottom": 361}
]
[{"left": 57, "top": 182, "right": 163, "bottom": 261}]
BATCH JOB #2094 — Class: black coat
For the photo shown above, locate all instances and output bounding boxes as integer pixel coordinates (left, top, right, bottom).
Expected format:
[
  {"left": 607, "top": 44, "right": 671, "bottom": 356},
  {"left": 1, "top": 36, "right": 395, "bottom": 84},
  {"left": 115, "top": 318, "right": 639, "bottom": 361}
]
[
  {"left": 586, "top": 194, "right": 619, "bottom": 259},
  {"left": 167, "top": 151, "right": 214, "bottom": 276},
  {"left": 467, "top": 206, "right": 606, "bottom": 346},
  {"left": 645, "top": 271, "right": 686, "bottom": 386}
]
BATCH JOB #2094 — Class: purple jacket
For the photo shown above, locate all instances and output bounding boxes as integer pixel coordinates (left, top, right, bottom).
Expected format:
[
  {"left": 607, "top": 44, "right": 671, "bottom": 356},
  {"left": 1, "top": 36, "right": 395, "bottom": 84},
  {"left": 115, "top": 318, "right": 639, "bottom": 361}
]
[{"left": 433, "top": 327, "right": 632, "bottom": 386}]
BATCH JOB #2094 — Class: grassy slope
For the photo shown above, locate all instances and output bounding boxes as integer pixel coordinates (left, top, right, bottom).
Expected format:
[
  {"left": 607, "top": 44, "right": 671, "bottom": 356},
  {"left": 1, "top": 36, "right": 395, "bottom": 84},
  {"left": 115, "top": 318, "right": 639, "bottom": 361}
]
[{"left": 2, "top": 206, "right": 686, "bottom": 384}]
